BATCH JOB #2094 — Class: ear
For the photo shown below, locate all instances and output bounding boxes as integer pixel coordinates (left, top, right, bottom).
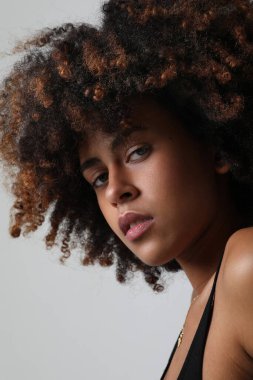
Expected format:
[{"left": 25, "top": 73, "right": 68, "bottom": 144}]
[
  {"left": 215, "top": 161, "right": 231, "bottom": 174},
  {"left": 214, "top": 151, "right": 231, "bottom": 174}
]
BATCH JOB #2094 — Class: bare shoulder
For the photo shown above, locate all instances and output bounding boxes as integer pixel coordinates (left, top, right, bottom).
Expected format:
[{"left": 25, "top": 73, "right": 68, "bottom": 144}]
[
  {"left": 223, "top": 226, "right": 253, "bottom": 279},
  {"left": 221, "top": 226, "right": 253, "bottom": 359},
  {"left": 226, "top": 225, "right": 253, "bottom": 252}
]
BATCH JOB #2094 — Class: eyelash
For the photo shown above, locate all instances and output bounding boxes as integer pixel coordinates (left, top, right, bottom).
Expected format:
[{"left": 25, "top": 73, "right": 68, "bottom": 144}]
[{"left": 91, "top": 144, "right": 151, "bottom": 189}]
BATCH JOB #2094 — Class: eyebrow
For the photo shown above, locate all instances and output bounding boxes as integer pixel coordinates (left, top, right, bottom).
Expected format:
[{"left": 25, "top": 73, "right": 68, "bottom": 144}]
[{"left": 80, "top": 125, "right": 148, "bottom": 174}]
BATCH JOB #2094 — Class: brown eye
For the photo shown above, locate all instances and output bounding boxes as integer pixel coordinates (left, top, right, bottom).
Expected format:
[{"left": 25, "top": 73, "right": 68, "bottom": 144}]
[
  {"left": 90, "top": 145, "right": 151, "bottom": 188},
  {"left": 128, "top": 145, "right": 151, "bottom": 162},
  {"left": 92, "top": 172, "right": 108, "bottom": 188}
]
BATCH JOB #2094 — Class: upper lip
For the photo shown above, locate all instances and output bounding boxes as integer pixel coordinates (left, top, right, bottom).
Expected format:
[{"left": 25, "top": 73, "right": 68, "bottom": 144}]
[{"left": 118, "top": 212, "right": 153, "bottom": 235}]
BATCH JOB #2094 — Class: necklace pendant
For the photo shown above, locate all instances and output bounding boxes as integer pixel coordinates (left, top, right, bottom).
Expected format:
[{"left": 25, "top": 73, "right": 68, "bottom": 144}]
[{"left": 177, "top": 328, "right": 184, "bottom": 348}]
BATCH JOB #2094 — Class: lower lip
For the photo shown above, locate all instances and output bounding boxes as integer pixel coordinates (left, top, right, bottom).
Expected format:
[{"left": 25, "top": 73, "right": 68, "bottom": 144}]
[{"left": 125, "top": 218, "right": 154, "bottom": 241}]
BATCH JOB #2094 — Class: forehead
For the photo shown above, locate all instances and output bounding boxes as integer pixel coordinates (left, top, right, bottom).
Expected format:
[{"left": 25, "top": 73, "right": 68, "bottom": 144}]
[
  {"left": 78, "top": 124, "right": 148, "bottom": 168},
  {"left": 79, "top": 95, "right": 183, "bottom": 152}
]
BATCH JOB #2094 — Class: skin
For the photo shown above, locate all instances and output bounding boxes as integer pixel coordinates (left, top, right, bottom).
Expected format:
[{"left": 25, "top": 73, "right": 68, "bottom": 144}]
[
  {"left": 78, "top": 94, "right": 243, "bottom": 300},
  {"left": 79, "top": 95, "right": 253, "bottom": 378}
]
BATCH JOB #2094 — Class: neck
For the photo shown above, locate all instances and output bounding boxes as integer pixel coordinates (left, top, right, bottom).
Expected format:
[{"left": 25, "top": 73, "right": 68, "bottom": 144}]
[{"left": 176, "top": 181, "right": 244, "bottom": 300}]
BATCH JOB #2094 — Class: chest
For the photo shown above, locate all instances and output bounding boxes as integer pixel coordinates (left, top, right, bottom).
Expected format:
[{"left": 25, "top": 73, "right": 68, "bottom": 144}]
[{"left": 162, "top": 283, "right": 253, "bottom": 380}]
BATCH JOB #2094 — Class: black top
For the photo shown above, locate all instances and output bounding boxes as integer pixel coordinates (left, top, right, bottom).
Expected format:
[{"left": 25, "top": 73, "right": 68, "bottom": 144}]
[{"left": 160, "top": 253, "right": 224, "bottom": 380}]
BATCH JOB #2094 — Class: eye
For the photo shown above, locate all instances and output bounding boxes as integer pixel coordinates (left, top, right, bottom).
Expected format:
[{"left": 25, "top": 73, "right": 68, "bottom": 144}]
[
  {"left": 91, "top": 145, "right": 151, "bottom": 188},
  {"left": 91, "top": 172, "right": 108, "bottom": 188},
  {"left": 128, "top": 144, "right": 151, "bottom": 162}
]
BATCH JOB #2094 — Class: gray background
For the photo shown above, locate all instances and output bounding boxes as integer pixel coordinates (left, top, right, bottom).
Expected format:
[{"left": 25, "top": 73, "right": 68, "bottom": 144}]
[{"left": 0, "top": 1, "right": 191, "bottom": 379}]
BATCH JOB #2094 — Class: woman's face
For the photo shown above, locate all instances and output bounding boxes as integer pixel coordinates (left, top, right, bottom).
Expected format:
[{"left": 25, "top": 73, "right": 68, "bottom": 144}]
[{"left": 79, "top": 95, "right": 227, "bottom": 266}]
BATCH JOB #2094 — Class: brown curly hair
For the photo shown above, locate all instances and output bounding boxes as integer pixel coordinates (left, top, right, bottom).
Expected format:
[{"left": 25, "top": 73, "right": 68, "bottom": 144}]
[{"left": 1, "top": 0, "right": 253, "bottom": 292}]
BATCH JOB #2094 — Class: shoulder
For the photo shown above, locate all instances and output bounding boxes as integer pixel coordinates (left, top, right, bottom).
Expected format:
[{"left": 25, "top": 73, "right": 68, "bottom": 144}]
[
  {"left": 223, "top": 226, "right": 253, "bottom": 282},
  {"left": 221, "top": 226, "right": 253, "bottom": 359},
  {"left": 226, "top": 225, "right": 253, "bottom": 252}
]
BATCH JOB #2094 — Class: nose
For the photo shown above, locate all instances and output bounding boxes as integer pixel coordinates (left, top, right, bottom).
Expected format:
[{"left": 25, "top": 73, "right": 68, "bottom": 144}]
[{"left": 105, "top": 167, "right": 139, "bottom": 206}]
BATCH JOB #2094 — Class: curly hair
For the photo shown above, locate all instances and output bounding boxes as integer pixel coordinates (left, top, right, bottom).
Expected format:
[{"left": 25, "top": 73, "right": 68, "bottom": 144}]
[{"left": 1, "top": 0, "right": 253, "bottom": 292}]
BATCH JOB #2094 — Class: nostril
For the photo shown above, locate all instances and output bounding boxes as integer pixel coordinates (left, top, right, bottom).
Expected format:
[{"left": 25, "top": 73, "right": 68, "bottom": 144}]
[{"left": 121, "top": 192, "right": 132, "bottom": 199}]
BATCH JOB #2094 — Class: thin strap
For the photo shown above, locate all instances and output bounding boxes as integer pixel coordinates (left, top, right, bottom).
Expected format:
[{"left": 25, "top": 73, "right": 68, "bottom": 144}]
[
  {"left": 177, "top": 252, "right": 224, "bottom": 379},
  {"left": 211, "top": 252, "right": 224, "bottom": 296},
  {"left": 160, "top": 252, "right": 224, "bottom": 380}
]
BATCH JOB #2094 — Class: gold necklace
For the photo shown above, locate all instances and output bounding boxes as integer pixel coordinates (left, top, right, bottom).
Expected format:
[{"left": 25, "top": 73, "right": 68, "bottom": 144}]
[{"left": 177, "top": 294, "right": 200, "bottom": 348}]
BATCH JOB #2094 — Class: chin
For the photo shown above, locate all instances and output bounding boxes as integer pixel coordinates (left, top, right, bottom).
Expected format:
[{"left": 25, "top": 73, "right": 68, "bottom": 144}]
[
  {"left": 135, "top": 251, "right": 169, "bottom": 267},
  {"left": 128, "top": 240, "right": 170, "bottom": 267}
]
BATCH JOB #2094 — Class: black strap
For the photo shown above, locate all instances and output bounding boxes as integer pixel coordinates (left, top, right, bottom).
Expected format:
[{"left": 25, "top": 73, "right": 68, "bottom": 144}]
[{"left": 160, "top": 252, "right": 224, "bottom": 380}]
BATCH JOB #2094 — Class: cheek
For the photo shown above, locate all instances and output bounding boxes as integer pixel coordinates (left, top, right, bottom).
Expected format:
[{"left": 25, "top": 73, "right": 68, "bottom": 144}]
[
  {"left": 139, "top": 151, "right": 189, "bottom": 197},
  {"left": 144, "top": 148, "right": 217, "bottom": 216}
]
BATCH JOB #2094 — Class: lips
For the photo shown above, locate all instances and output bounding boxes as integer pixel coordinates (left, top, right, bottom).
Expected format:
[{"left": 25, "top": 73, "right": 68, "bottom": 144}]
[{"left": 118, "top": 212, "right": 153, "bottom": 236}]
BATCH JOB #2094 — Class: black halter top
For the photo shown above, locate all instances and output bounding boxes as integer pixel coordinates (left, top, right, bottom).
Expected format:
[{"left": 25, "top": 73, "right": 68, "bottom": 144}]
[{"left": 160, "top": 253, "right": 224, "bottom": 379}]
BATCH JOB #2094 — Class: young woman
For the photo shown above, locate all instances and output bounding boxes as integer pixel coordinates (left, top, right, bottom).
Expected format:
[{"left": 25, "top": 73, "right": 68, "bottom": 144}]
[{"left": 1, "top": 0, "right": 253, "bottom": 378}]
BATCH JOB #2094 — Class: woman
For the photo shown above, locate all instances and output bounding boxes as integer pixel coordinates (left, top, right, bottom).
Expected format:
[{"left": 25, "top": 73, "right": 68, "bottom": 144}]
[{"left": 0, "top": 0, "right": 253, "bottom": 378}]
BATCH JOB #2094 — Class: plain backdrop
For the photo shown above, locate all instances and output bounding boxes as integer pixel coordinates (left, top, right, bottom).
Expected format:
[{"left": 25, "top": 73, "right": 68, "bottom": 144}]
[{"left": 0, "top": 1, "right": 192, "bottom": 379}]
